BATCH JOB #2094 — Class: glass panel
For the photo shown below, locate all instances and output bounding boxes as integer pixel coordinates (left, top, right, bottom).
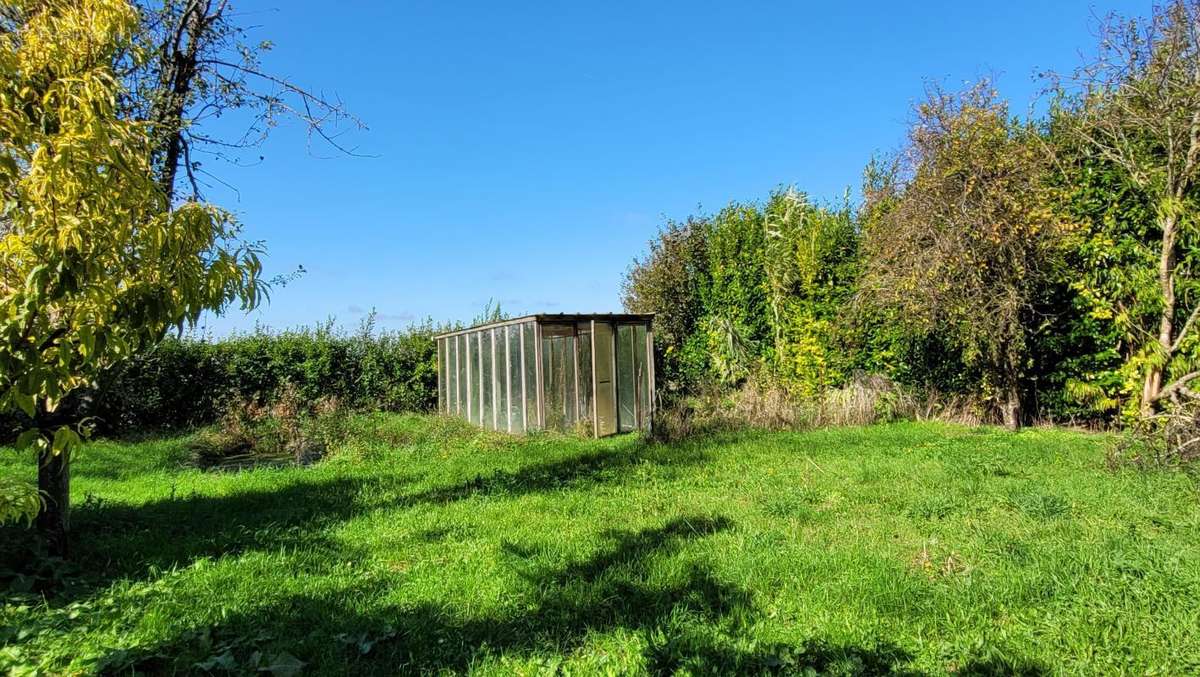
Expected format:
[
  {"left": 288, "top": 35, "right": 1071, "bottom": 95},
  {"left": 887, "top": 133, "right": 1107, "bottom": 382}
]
[
  {"left": 563, "top": 332, "right": 577, "bottom": 431},
  {"left": 576, "top": 324, "right": 592, "bottom": 433},
  {"left": 495, "top": 329, "right": 509, "bottom": 432},
  {"left": 541, "top": 332, "right": 561, "bottom": 431},
  {"left": 617, "top": 324, "right": 636, "bottom": 432},
  {"left": 508, "top": 325, "right": 524, "bottom": 433},
  {"left": 469, "top": 332, "right": 481, "bottom": 425},
  {"left": 593, "top": 322, "right": 616, "bottom": 436},
  {"left": 457, "top": 334, "right": 467, "bottom": 417},
  {"left": 481, "top": 330, "right": 493, "bottom": 430},
  {"left": 634, "top": 324, "right": 650, "bottom": 430},
  {"left": 437, "top": 339, "right": 447, "bottom": 414},
  {"left": 540, "top": 324, "right": 578, "bottom": 432},
  {"left": 523, "top": 323, "right": 537, "bottom": 430},
  {"left": 442, "top": 339, "right": 451, "bottom": 414}
]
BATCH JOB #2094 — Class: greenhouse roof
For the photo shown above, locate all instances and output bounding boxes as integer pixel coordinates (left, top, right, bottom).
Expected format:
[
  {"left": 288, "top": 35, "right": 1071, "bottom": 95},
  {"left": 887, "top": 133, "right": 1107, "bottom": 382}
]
[{"left": 434, "top": 313, "right": 654, "bottom": 339}]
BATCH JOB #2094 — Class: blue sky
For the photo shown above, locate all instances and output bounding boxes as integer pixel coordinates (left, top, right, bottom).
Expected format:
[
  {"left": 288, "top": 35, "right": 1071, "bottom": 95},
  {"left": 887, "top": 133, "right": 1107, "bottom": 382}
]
[{"left": 196, "top": 0, "right": 1151, "bottom": 335}]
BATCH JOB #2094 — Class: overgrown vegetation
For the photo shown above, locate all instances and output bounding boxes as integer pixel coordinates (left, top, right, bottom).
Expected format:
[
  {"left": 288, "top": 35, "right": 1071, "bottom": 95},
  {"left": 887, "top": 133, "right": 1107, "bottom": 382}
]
[
  {"left": 1, "top": 414, "right": 1197, "bottom": 674},
  {"left": 625, "top": 1, "right": 1200, "bottom": 464}
]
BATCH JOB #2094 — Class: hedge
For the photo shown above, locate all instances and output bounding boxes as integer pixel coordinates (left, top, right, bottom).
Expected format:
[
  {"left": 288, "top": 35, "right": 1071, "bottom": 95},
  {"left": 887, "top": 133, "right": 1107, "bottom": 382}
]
[{"left": 1, "top": 323, "right": 444, "bottom": 437}]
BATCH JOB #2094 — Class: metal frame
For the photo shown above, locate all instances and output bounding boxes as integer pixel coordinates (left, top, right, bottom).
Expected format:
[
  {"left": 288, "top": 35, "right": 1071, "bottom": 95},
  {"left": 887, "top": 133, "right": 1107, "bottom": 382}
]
[
  {"left": 571, "top": 325, "right": 581, "bottom": 424},
  {"left": 610, "top": 321, "right": 619, "bottom": 431},
  {"left": 504, "top": 327, "right": 512, "bottom": 432}
]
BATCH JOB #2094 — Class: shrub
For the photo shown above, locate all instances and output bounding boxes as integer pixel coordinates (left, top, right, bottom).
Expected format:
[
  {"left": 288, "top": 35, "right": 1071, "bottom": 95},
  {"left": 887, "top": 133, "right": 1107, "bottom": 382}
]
[{"left": 90, "top": 319, "right": 443, "bottom": 434}]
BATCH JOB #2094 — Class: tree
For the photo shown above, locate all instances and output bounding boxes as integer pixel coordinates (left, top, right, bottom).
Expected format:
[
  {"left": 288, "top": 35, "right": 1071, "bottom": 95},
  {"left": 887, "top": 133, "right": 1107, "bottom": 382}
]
[
  {"left": 761, "top": 188, "right": 858, "bottom": 396},
  {"left": 123, "top": 0, "right": 360, "bottom": 203},
  {"left": 0, "top": 0, "right": 265, "bottom": 553},
  {"left": 858, "top": 83, "right": 1060, "bottom": 430},
  {"left": 623, "top": 217, "right": 711, "bottom": 396},
  {"left": 1046, "top": 0, "right": 1200, "bottom": 414}
]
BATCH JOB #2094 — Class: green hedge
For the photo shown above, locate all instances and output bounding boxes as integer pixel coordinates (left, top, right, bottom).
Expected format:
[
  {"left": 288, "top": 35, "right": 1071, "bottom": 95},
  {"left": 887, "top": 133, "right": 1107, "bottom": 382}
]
[{"left": 85, "top": 322, "right": 441, "bottom": 432}]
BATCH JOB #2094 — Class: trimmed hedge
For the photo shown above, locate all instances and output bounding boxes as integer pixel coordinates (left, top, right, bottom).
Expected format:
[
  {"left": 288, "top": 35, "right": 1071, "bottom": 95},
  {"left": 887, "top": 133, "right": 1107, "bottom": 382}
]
[{"left": 86, "top": 323, "right": 441, "bottom": 432}]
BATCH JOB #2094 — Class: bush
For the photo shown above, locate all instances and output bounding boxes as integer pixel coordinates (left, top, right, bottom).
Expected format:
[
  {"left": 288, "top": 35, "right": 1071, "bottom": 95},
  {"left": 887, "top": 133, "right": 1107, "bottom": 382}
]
[
  {"left": 90, "top": 320, "right": 442, "bottom": 434},
  {"left": 0, "top": 318, "right": 445, "bottom": 440}
]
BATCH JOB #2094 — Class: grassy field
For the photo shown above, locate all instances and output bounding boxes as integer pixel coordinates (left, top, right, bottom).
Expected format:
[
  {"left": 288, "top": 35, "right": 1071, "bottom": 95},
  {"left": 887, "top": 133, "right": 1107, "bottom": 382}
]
[{"left": 2, "top": 415, "right": 1199, "bottom": 675}]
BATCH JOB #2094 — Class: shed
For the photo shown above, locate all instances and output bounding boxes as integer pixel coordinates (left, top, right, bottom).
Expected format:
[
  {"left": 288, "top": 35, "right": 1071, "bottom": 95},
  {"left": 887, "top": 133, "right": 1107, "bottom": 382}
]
[{"left": 434, "top": 314, "right": 654, "bottom": 437}]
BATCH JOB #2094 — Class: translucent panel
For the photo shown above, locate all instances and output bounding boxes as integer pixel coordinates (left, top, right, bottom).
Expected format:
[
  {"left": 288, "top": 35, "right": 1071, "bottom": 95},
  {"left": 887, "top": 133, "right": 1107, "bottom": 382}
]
[
  {"left": 593, "top": 322, "right": 616, "bottom": 436},
  {"left": 576, "top": 324, "right": 593, "bottom": 433},
  {"left": 495, "top": 328, "right": 509, "bottom": 432},
  {"left": 563, "top": 334, "right": 577, "bottom": 430},
  {"left": 456, "top": 334, "right": 468, "bottom": 417},
  {"left": 507, "top": 325, "right": 524, "bottom": 433},
  {"left": 438, "top": 339, "right": 448, "bottom": 414},
  {"left": 541, "top": 324, "right": 578, "bottom": 432},
  {"left": 541, "top": 334, "right": 563, "bottom": 431},
  {"left": 443, "top": 339, "right": 452, "bottom": 414},
  {"left": 469, "top": 332, "right": 481, "bottom": 425},
  {"left": 481, "top": 330, "right": 494, "bottom": 430},
  {"left": 523, "top": 323, "right": 538, "bottom": 430},
  {"left": 634, "top": 324, "right": 650, "bottom": 430},
  {"left": 617, "top": 324, "right": 636, "bottom": 432}
]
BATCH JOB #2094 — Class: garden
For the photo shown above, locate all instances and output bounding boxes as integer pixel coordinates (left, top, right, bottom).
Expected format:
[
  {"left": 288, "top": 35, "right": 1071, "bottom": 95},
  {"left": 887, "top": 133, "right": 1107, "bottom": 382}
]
[
  {"left": 3, "top": 415, "right": 1198, "bottom": 674},
  {"left": 4, "top": 0, "right": 1200, "bottom": 674}
]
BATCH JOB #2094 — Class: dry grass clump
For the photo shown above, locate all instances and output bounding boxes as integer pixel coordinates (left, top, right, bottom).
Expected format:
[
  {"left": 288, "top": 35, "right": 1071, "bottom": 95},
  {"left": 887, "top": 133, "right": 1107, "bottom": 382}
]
[{"left": 651, "top": 373, "right": 991, "bottom": 443}]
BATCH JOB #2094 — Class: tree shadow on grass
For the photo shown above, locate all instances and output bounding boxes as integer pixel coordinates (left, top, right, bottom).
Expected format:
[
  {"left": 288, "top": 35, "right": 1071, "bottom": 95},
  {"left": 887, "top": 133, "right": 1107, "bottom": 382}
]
[
  {"left": 89, "top": 514, "right": 934, "bottom": 675},
  {"left": 4, "top": 438, "right": 711, "bottom": 602},
  {"left": 391, "top": 439, "right": 712, "bottom": 509}
]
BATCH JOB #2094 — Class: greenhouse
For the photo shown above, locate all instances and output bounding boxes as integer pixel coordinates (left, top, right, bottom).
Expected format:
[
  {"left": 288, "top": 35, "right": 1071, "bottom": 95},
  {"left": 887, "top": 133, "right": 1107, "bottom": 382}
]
[{"left": 434, "top": 314, "right": 654, "bottom": 437}]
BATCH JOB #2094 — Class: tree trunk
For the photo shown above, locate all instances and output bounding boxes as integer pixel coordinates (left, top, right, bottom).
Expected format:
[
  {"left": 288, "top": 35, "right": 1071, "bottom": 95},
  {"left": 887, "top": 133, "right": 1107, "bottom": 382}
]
[
  {"left": 1001, "top": 382, "right": 1021, "bottom": 432},
  {"left": 36, "top": 448, "right": 70, "bottom": 558},
  {"left": 152, "top": 1, "right": 215, "bottom": 203},
  {"left": 1142, "top": 211, "right": 1181, "bottom": 414}
]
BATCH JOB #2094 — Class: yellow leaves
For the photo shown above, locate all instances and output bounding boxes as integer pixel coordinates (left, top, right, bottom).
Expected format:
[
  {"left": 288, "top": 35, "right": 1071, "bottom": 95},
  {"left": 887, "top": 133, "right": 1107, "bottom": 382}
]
[
  {"left": 11, "top": 0, "right": 137, "bottom": 76},
  {"left": 0, "top": 0, "right": 265, "bottom": 472}
]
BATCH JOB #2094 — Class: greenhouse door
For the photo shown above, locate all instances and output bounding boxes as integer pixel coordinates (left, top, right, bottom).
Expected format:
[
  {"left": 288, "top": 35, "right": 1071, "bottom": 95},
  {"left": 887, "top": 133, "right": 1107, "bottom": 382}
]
[{"left": 592, "top": 321, "right": 617, "bottom": 436}]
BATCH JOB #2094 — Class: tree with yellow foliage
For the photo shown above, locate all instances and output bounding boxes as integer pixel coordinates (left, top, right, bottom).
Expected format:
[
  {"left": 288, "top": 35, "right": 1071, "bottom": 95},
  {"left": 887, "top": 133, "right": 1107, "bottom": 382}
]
[
  {"left": 858, "top": 83, "right": 1060, "bottom": 430},
  {"left": 0, "top": 0, "right": 264, "bottom": 553}
]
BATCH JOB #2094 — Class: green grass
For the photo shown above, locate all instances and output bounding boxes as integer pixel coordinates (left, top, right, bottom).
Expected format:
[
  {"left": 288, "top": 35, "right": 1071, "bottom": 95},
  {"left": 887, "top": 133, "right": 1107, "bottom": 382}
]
[{"left": 2, "top": 415, "right": 1199, "bottom": 675}]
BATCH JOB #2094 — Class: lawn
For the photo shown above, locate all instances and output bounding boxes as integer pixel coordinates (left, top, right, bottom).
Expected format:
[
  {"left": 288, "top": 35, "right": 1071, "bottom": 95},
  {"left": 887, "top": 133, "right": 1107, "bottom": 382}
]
[{"left": 2, "top": 415, "right": 1199, "bottom": 675}]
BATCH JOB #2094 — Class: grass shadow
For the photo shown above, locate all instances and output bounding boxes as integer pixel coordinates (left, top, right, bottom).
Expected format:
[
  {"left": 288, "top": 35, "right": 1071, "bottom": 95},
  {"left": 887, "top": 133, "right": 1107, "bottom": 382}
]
[
  {"left": 91, "top": 512, "right": 1046, "bottom": 675},
  {"left": 393, "top": 439, "right": 711, "bottom": 509},
  {"left": 6, "top": 436, "right": 712, "bottom": 605},
  {"left": 90, "top": 515, "right": 781, "bottom": 674}
]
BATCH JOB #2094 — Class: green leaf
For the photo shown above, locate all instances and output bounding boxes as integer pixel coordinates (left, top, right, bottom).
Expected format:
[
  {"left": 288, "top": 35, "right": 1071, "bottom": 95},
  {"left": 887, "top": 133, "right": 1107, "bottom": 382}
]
[{"left": 14, "top": 430, "right": 39, "bottom": 450}]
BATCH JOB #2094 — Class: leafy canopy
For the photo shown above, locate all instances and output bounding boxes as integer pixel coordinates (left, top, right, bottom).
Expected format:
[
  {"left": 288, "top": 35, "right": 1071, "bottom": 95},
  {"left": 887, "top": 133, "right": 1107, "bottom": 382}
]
[{"left": 0, "top": 0, "right": 265, "bottom": 522}]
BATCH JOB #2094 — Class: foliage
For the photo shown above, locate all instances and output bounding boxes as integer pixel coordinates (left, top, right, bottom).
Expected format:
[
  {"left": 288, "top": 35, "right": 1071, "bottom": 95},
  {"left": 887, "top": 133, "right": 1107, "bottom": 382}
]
[
  {"left": 623, "top": 217, "right": 711, "bottom": 396},
  {"left": 0, "top": 0, "right": 263, "bottom": 528},
  {"left": 1, "top": 415, "right": 1197, "bottom": 674},
  {"left": 0, "top": 475, "right": 40, "bottom": 526},
  {"left": 84, "top": 318, "right": 443, "bottom": 433},
  {"left": 857, "top": 82, "right": 1060, "bottom": 429},
  {"left": 624, "top": 191, "right": 860, "bottom": 399},
  {"left": 759, "top": 189, "right": 858, "bottom": 396},
  {"left": 187, "top": 385, "right": 350, "bottom": 470},
  {"left": 1044, "top": 0, "right": 1200, "bottom": 418}
]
